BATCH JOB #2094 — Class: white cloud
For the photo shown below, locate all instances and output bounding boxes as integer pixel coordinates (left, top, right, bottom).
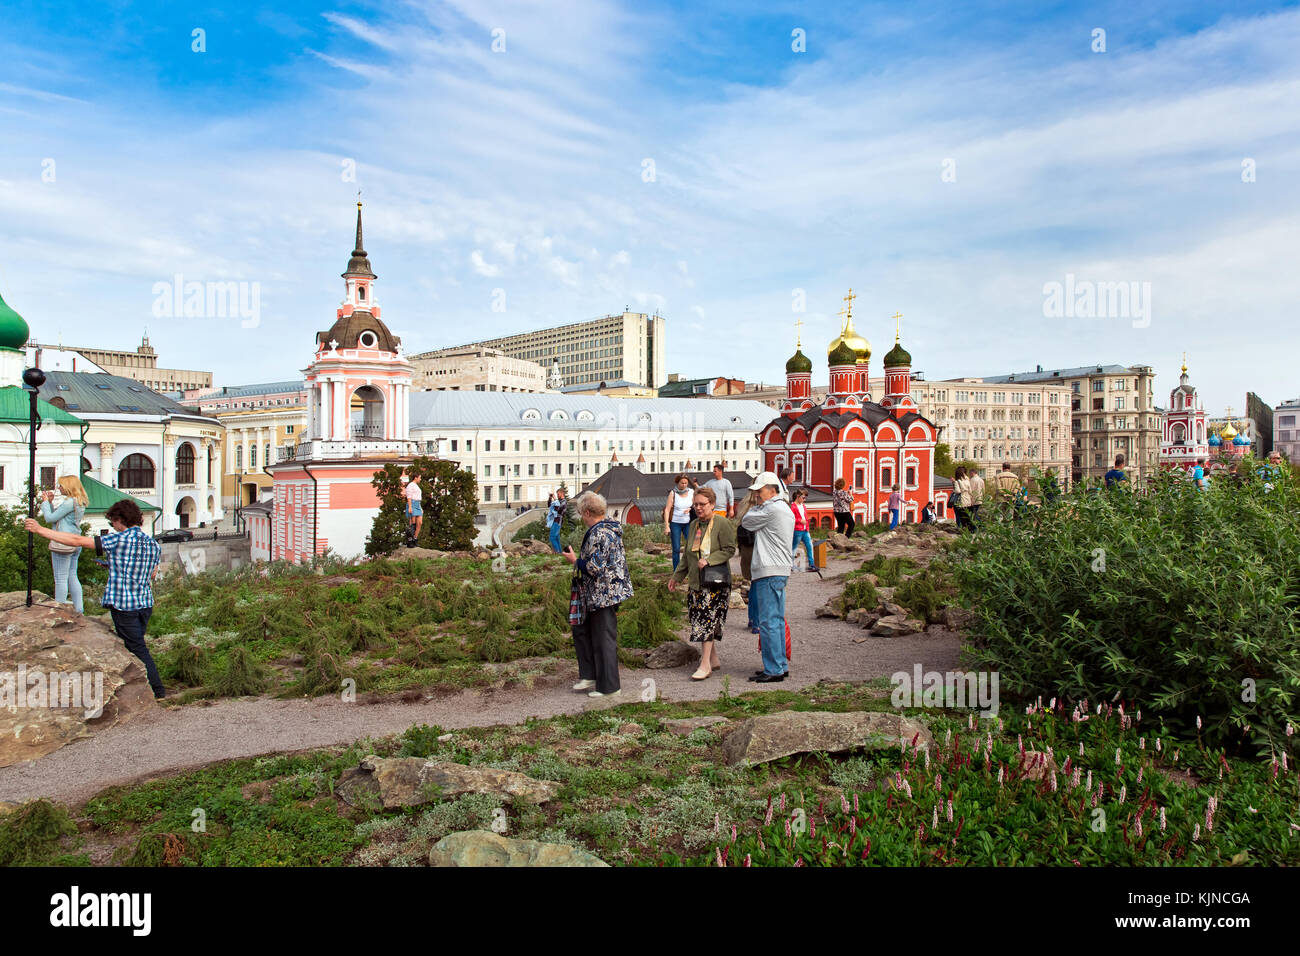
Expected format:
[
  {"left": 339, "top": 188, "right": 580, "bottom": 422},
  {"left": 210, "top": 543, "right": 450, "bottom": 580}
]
[{"left": 470, "top": 250, "right": 502, "bottom": 277}]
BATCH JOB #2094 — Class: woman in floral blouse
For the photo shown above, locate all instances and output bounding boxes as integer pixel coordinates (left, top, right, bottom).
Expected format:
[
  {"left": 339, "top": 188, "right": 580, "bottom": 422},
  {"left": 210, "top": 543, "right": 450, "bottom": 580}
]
[{"left": 562, "top": 491, "right": 633, "bottom": 698}]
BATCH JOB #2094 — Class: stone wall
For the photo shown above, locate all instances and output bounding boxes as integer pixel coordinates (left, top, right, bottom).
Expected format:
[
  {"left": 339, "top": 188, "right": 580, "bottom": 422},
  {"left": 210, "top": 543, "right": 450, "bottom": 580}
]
[{"left": 158, "top": 536, "right": 252, "bottom": 574}]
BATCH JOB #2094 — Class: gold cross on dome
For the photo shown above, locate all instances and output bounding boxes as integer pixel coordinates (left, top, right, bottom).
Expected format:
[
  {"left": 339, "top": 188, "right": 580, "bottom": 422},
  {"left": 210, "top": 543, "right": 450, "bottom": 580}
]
[
  {"left": 837, "top": 306, "right": 848, "bottom": 332},
  {"left": 794, "top": 317, "right": 804, "bottom": 347},
  {"left": 1224, "top": 405, "right": 1234, "bottom": 419},
  {"left": 843, "top": 288, "right": 856, "bottom": 319},
  {"left": 891, "top": 311, "right": 903, "bottom": 342}
]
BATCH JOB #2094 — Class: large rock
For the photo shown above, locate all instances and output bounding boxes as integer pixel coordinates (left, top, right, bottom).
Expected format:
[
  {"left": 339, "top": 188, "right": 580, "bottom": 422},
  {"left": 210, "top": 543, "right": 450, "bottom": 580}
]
[
  {"left": 727, "top": 590, "right": 746, "bottom": 609},
  {"left": 661, "top": 716, "right": 731, "bottom": 736},
  {"left": 814, "top": 601, "right": 842, "bottom": 619},
  {"left": 828, "top": 532, "right": 853, "bottom": 551},
  {"left": 870, "top": 614, "right": 920, "bottom": 637},
  {"left": 933, "top": 606, "right": 977, "bottom": 630},
  {"left": 336, "top": 756, "right": 561, "bottom": 809},
  {"left": 644, "top": 641, "right": 700, "bottom": 669},
  {"left": 0, "top": 591, "right": 155, "bottom": 769},
  {"left": 722, "top": 711, "right": 933, "bottom": 767},
  {"left": 430, "top": 830, "right": 608, "bottom": 867}
]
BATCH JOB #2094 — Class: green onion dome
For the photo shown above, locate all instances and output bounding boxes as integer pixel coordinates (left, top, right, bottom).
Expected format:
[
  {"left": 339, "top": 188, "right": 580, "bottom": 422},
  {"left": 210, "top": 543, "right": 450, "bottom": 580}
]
[
  {"left": 828, "top": 339, "right": 858, "bottom": 366},
  {"left": 785, "top": 348, "right": 813, "bottom": 374},
  {"left": 0, "top": 290, "right": 29, "bottom": 352},
  {"left": 883, "top": 340, "right": 912, "bottom": 367}
]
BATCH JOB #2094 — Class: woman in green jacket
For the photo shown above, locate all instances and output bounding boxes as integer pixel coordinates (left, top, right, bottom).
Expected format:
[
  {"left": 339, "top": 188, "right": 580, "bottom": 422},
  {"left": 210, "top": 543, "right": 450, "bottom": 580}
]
[{"left": 668, "top": 486, "right": 737, "bottom": 681}]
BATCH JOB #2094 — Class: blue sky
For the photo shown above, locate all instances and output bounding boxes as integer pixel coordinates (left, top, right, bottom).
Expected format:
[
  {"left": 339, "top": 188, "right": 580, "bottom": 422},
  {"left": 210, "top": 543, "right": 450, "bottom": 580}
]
[{"left": 2, "top": 0, "right": 1298, "bottom": 417}]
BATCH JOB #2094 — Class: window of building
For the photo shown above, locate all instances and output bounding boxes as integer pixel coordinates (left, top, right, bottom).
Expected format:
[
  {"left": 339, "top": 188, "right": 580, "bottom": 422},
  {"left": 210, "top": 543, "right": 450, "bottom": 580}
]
[
  {"left": 286, "top": 425, "right": 294, "bottom": 434},
  {"left": 528, "top": 464, "right": 535, "bottom": 476},
  {"left": 235, "top": 446, "right": 243, "bottom": 469},
  {"left": 466, "top": 441, "right": 473, "bottom": 451},
  {"left": 1093, "top": 381, "right": 1104, "bottom": 392},
  {"left": 528, "top": 440, "right": 535, "bottom": 451},
  {"left": 514, "top": 440, "right": 521, "bottom": 451},
  {"left": 906, "top": 466, "right": 917, "bottom": 486},
  {"left": 484, "top": 486, "right": 492, "bottom": 502},
  {"left": 451, "top": 440, "right": 458, "bottom": 452},
  {"left": 119, "top": 454, "right": 155, "bottom": 489}
]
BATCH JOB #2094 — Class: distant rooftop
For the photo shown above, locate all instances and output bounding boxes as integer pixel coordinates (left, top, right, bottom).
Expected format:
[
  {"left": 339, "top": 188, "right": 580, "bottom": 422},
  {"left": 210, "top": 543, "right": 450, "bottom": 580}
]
[
  {"left": 409, "top": 391, "right": 773, "bottom": 431},
  {"left": 980, "top": 364, "right": 1146, "bottom": 383}
]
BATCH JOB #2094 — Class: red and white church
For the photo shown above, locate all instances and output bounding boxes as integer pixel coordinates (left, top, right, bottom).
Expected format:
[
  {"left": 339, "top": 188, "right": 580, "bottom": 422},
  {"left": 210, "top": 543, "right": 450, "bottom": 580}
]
[
  {"left": 759, "top": 297, "right": 943, "bottom": 526},
  {"left": 249, "top": 203, "right": 416, "bottom": 562}
]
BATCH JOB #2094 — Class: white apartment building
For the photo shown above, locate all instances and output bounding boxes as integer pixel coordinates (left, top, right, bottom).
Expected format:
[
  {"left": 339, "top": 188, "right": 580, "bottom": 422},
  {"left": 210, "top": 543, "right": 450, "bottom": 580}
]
[
  {"left": 407, "top": 345, "right": 549, "bottom": 393},
  {"left": 408, "top": 392, "right": 772, "bottom": 511},
  {"left": 442, "top": 311, "right": 666, "bottom": 391},
  {"left": 1274, "top": 399, "right": 1300, "bottom": 461}
]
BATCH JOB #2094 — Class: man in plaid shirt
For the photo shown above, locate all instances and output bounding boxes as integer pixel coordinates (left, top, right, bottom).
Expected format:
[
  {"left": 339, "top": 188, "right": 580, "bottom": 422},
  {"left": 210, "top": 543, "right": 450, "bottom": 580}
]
[{"left": 28, "top": 499, "right": 166, "bottom": 699}]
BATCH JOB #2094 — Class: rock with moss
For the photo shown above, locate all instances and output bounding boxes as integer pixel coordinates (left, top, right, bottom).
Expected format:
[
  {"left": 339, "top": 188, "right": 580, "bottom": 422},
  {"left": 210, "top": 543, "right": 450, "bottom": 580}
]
[
  {"left": 720, "top": 711, "right": 933, "bottom": 767},
  {"left": 644, "top": 641, "right": 700, "bottom": 669},
  {"left": 429, "top": 829, "right": 609, "bottom": 867},
  {"left": 336, "top": 756, "right": 562, "bottom": 809}
]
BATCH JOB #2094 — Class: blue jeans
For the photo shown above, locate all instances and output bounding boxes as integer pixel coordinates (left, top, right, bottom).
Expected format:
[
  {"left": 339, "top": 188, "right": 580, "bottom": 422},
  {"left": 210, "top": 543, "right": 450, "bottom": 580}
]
[
  {"left": 890, "top": 509, "right": 899, "bottom": 529},
  {"left": 107, "top": 605, "right": 164, "bottom": 697},
  {"left": 50, "top": 548, "right": 83, "bottom": 613},
  {"left": 669, "top": 520, "right": 691, "bottom": 570},
  {"left": 792, "top": 530, "right": 813, "bottom": 567},
  {"left": 750, "top": 575, "right": 788, "bottom": 676},
  {"left": 549, "top": 523, "right": 562, "bottom": 553}
]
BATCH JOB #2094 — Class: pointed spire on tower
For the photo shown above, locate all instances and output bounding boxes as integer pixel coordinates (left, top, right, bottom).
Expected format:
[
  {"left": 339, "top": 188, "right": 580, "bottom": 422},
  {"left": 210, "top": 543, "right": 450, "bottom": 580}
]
[{"left": 343, "top": 197, "right": 376, "bottom": 279}]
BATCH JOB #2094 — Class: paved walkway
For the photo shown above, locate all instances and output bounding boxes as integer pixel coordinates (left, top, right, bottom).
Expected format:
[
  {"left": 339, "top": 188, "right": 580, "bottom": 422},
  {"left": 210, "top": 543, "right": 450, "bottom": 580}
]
[{"left": 0, "top": 553, "right": 960, "bottom": 807}]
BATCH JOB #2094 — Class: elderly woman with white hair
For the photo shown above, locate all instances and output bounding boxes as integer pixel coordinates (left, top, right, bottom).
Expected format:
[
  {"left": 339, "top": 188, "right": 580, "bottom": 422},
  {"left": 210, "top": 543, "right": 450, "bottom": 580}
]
[{"left": 561, "top": 491, "right": 633, "bottom": 698}]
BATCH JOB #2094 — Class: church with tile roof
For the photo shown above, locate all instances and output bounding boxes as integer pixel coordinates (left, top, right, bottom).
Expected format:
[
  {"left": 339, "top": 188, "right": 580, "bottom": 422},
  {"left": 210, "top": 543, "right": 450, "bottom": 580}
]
[{"left": 759, "top": 292, "right": 941, "bottom": 526}]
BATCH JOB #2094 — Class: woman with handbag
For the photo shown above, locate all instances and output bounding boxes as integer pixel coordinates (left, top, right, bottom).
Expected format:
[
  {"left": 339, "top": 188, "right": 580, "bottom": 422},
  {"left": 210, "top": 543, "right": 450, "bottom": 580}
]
[
  {"left": 668, "top": 486, "right": 736, "bottom": 681},
  {"left": 39, "top": 475, "right": 88, "bottom": 613}
]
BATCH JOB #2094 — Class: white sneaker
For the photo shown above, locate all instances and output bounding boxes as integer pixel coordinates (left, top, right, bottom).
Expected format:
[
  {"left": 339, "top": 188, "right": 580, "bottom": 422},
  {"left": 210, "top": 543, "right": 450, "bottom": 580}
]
[
  {"left": 572, "top": 679, "right": 596, "bottom": 691},
  {"left": 588, "top": 689, "right": 621, "bottom": 699}
]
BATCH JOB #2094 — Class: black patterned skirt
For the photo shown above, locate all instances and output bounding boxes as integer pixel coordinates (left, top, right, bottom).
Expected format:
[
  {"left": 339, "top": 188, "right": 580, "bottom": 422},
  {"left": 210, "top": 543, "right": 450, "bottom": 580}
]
[{"left": 687, "top": 584, "right": 730, "bottom": 643}]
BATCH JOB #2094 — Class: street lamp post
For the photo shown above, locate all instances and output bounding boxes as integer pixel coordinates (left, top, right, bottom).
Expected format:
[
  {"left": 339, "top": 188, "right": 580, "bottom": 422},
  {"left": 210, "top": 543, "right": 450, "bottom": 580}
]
[{"left": 22, "top": 366, "right": 46, "bottom": 607}]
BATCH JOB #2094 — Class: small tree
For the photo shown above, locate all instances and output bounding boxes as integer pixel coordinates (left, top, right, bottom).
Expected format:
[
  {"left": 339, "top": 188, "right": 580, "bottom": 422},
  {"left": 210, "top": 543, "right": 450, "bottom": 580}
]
[
  {"left": 408, "top": 456, "right": 478, "bottom": 550},
  {"left": 365, "top": 464, "right": 408, "bottom": 557}
]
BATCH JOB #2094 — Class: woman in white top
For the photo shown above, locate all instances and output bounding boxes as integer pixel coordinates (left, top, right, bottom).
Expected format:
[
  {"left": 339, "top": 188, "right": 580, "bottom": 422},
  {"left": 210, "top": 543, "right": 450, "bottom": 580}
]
[
  {"left": 952, "top": 466, "right": 972, "bottom": 532},
  {"left": 663, "top": 473, "right": 696, "bottom": 570}
]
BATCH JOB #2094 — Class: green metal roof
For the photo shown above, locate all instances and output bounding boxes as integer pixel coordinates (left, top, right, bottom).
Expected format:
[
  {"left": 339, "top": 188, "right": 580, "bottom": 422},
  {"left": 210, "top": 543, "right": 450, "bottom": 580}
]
[
  {"left": 81, "top": 473, "right": 161, "bottom": 513},
  {"left": 0, "top": 384, "right": 87, "bottom": 426}
]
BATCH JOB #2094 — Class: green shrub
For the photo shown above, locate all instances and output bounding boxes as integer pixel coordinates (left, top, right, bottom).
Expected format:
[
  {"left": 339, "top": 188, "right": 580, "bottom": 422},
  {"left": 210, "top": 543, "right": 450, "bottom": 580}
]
[
  {"left": 952, "top": 470, "right": 1300, "bottom": 755},
  {"left": 0, "top": 799, "right": 80, "bottom": 866},
  {"left": 893, "top": 568, "right": 951, "bottom": 621},
  {"left": 839, "top": 576, "right": 879, "bottom": 613},
  {"left": 397, "top": 724, "right": 448, "bottom": 758},
  {"left": 294, "top": 633, "right": 351, "bottom": 696},
  {"left": 858, "top": 555, "right": 918, "bottom": 586},
  {"left": 209, "top": 644, "right": 272, "bottom": 697},
  {"left": 170, "top": 640, "right": 210, "bottom": 687},
  {"left": 618, "top": 579, "right": 678, "bottom": 647}
]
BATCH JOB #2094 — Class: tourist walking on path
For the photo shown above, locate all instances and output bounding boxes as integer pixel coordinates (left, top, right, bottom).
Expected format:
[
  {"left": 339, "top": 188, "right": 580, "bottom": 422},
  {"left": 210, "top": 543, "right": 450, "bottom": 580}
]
[
  {"left": 562, "top": 492, "right": 632, "bottom": 698},
  {"left": 703, "top": 464, "right": 735, "bottom": 519},
  {"left": 968, "top": 468, "right": 986, "bottom": 528},
  {"left": 662, "top": 473, "right": 695, "bottom": 570},
  {"left": 790, "top": 488, "right": 815, "bottom": 570},
  {"left": 403, "top": 474, "right": 423, "bottom": 542},
  {"left": 993, "top": 462, "right": 1021, "bottom": 505},
  {"left": 26, "top": 499, "right": 165, "bottom": 699},
  {"left": 734, "top": 489, "right": 761, "bottom": 634},
  {"left": 668, "top": 487, "right": 736, "bottom": 681},
  {"left": 952, "top": 466, "right": 972, "bottom": 531},
  {"left": 741, "top": 472, "right": 795, "bottom": 683},
  {"left": 887, "top": 484, "right": 903, "bottom": 529},
  {"left": 547, "top": 487, "right": 568, "bottom": 552},
  {"left": 38, "top": 475, "right": 88, "bottom": 614},
  {"left": 832, "top": 477, "right": 855, "bottom": 536},
  {"left": 1104, "top": 454, "right": 1128, "bottom": 490}
]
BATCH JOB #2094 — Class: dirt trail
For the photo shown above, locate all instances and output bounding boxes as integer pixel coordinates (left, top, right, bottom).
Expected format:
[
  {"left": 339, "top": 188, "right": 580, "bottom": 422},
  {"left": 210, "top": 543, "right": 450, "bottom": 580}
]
[{"left": 0, "top": 549, "right": 960, "bottom": 807}]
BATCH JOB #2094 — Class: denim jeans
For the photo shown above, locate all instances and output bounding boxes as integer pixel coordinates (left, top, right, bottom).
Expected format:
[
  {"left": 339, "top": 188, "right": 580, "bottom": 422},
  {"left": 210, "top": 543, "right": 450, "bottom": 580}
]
[
  {"left": 749, "top": 575, "right": 788, "bottom": 676},
  {"left": 549, "top": 523, "right": 562, "bottom": 553},
  {"left": 107, "top": 605, "right": 165, "bottom": 697},
  {"left": 669, "top": 520, "right": 691, "bottom": 571},
  {"left": 50, "top": 548, "right": 83, "bottom": 613},
  {"left": 792, "top": 530, "right": 814, "bottom": 567},
  {"left": 889, "top": 509, "right": 899, "bottom": 529}
]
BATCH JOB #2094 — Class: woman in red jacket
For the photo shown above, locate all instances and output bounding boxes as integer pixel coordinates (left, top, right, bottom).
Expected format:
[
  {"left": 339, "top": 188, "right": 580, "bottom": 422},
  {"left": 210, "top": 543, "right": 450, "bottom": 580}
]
[{"left": 790, "top": 489, "right": 815, "bottom": 571}]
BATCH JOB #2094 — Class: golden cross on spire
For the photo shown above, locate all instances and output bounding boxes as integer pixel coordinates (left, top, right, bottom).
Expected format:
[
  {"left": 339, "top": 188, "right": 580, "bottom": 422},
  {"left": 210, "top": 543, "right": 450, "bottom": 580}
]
[
  {"left": 836, "top": 306, "right": 848, "bottom": 332},
  {"left": 1181, "top": 351, "right": 1187, "bottom": 374},
  {"left": 1224, "top": 405, "right": 1234, "bottom": 419},
  {"left": 891, "top": 311, "right": 903, "bottom": 342},
  {"left": 794, "top": 317, "right": 804, "bottom": 347},
  {"left": 843, "top": 288, "right": 856, "bottom": 320},
  {"left": 357, "top": 189, "right": 363, "bottom": 210}
]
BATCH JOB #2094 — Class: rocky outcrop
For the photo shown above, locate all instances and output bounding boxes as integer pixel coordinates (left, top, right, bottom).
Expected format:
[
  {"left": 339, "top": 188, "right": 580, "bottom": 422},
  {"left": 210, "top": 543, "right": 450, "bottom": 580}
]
[
  {"left": 429, "top": 830, "right": 609, "bottom": 867},
  {"left": 644, "top": 641, "right": 700, "bottom": 669},
  {"left": 336, "top": 756, "right": 561, "bottom": 809},
  {"left": 0, "top": 591, "right": 156, "bottom": 769},
  {"left": 661, "top": 716, "right": 731, "bottom": 736},
  {"left": 721, "top": 711, "right": 933, "bottom": 767},
  {"left": 869, "top": 614, "right": 925, "bottom": 637}
]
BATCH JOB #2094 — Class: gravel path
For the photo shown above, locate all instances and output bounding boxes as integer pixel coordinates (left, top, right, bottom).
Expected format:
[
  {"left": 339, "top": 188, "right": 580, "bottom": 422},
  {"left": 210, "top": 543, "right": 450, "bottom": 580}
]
[{"left": 0, "top": 552, "right": 960, "bottom": 807}]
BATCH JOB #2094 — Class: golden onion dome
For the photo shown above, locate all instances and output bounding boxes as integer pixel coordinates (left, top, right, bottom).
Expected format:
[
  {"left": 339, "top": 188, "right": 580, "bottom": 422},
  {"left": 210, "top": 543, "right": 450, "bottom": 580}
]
[
  {"left": 828, "top": 314, "right": 871, "bottom": 365},
  {"left": 1219, "top": 423, "right": 1238, "bottom": 441}
]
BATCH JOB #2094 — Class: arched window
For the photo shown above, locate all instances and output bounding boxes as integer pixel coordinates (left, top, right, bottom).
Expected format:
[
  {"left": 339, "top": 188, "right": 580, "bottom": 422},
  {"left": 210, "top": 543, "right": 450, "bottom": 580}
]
[
  {"left": 119, "top": 454, "right": 155, "bottom": 490},
  {"left": 175, "top": 443, "right": 195, "bottom": 484},
  {"left": 81, "top": 456, "right": 93, "bottom": 475},
  {"left": 250, "top": 444, "right": 258, "bottom": 469}
]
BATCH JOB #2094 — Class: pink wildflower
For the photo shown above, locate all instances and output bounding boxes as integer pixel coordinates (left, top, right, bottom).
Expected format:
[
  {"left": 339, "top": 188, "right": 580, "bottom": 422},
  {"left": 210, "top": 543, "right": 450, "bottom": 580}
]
[
  {"left": 933, "top": 806, "right": 939, "bottom": 828},
  {"left": 1196, "top": 715, "right": 1202, "bottom": 730},
  {"left": 716, "top": 848, "right": 725, "bottom": 867},
  {"left": 1079, "top": 742, "right": 1084, "bottom": 756},
  {"left": 1140, "top": 737, "right": 1146, "bottom": 750},
  {"left": 1135, "top": 817, "right": 1143, "bottom": 838},
  {"left": 1193, "top": 823, "right": 1200, "bottom": 842},
  {"left": 852, "top": 793, "right": 859, "bottom": 812},
  {"left": 1086, "top": 770, "right": 1092, "bottom": 791},
  {"left": 780, "top": 793, "right": 786, "bottom": 812},
  {"left": 947, "top": 798, "right": 954, "bottom": 822},
  {"left": 744, "top": 854, "right": 752, "bottom": 867},
  {"left": 1050, "top": 771, "right": 1058, "bottom": 792},
  {"left": 1119, "top": 784, "right": 1127, "bottom": 805},
  {"left": 764, "top": 800, "right": 775, "bottom": 826},
  {"left": 1115, "top": 748, "right": 1122, "bottom": 765},
  {"left": 1137, "top": 766, "right": 1144, "bottom": 784},
  {"left": 1159, "top": 807, "right": 1166, "bottom": 832}
]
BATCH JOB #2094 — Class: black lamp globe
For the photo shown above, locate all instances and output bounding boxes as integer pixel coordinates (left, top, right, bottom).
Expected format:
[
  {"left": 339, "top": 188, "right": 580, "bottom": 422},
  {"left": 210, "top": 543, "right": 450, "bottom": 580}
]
[{"left": 23, "top": 367, "right": 45, "bottom": 389}]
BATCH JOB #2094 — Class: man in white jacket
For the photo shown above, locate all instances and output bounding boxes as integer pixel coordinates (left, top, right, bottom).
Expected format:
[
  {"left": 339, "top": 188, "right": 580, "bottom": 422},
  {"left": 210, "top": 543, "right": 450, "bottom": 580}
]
[{"left": 741, "top": 472, "right": 795, "bottom": 682}]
